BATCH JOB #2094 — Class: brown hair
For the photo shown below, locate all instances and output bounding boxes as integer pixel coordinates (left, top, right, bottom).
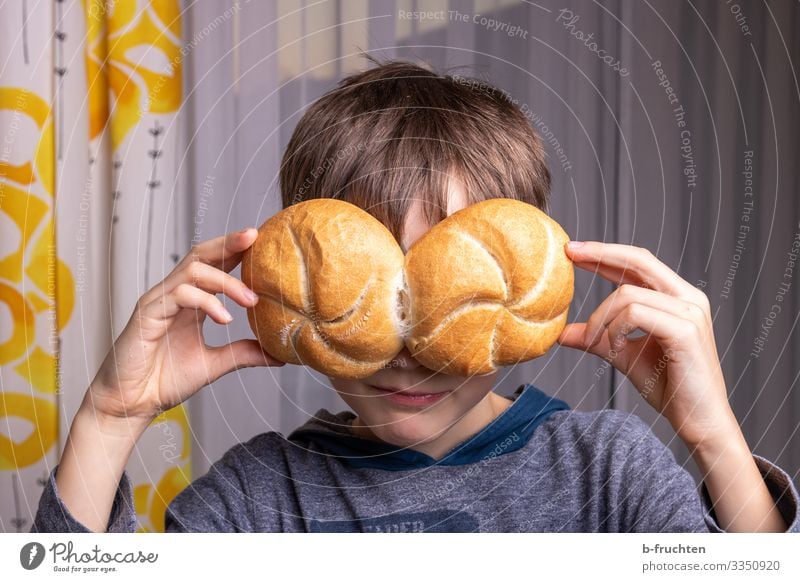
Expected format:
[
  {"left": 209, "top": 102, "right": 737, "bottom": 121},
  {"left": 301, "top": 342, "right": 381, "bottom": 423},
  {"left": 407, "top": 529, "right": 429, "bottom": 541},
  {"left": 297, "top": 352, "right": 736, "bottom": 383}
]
[{"left": 280, "top": 59, "right": 551, "bottom": 242}]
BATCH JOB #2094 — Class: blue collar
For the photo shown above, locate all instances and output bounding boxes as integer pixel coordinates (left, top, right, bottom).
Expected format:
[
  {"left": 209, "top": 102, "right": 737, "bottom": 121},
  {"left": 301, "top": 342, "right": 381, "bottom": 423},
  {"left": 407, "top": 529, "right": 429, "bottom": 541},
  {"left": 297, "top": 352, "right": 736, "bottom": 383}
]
[{"left": 288, "top": 384, "right": 570, "bottom": 471}]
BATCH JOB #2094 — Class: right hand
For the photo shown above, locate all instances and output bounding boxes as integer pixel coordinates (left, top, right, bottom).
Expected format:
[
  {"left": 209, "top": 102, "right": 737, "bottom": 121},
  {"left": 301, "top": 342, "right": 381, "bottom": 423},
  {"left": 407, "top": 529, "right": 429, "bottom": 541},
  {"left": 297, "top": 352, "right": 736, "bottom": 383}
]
[{"left": 85, "top": 228, "right": 284, "bottom": 427}]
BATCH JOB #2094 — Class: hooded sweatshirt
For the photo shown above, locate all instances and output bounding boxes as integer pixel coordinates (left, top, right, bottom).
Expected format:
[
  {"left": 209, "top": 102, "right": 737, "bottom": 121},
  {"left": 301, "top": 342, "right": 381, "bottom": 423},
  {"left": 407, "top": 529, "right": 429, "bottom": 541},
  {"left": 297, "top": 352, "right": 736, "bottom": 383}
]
[{"left": 31, "top": 384, "right": 800, "bottom": 533}]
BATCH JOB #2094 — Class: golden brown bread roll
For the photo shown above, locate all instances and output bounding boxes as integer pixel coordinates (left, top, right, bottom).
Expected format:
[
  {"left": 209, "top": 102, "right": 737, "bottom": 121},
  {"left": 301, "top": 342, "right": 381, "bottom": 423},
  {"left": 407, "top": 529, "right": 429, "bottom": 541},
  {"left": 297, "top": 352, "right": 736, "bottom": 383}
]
[
  {"left": 240, "top": 199, "right": 407, "bottom": 379},
  {"left": 404, "top": 199, "right": 573, "bottom": 375},
  {"left": 242, "top": 198, "right": 573, "bottom": 378}
]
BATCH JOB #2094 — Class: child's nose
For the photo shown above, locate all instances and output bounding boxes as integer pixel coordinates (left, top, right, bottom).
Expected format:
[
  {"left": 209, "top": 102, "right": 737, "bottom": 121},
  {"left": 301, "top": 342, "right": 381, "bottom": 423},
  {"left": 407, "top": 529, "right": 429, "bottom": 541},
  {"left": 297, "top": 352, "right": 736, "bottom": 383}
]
[{"left": 391, "top": 346, "right": 422, "bottom": 370}]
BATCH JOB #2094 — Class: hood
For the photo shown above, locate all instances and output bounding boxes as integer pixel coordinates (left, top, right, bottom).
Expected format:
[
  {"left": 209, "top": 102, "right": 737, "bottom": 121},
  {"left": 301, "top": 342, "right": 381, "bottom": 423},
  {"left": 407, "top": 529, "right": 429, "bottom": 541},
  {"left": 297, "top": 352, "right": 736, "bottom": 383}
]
[{"left": 287, "top": 383, "right": 570, "bottom": 471}]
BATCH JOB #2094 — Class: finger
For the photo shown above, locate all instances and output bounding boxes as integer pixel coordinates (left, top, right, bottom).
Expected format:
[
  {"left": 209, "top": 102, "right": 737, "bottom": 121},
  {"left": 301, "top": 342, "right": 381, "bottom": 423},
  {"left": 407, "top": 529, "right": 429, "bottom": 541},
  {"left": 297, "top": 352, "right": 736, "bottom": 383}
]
[
  {"left": 209, "top": 339, "right": 286, "bottom": 377},
  {"left": 584, "top": 284, "right": 707, "bottom": 348},
  {"left": 167, "top": 260, "right": 259, "bottom": 308},
  {"left": 569, "top": 257, "right": 651, "bottom": 288},
  {"left": 139, "top": 229, "right": 259, "bottom": 307},
  {"left": 573, "top": 259, "right": 712, "bottom": 317},
  {"left": 605, "top": 302, "right": 698, "bottom": 353},
  {"left": 558, "top": 322, "right": 593, "bottom": 350},
  {"left": 565, "top": 241, "right": 695, "bottom": 296},
  {"left": 143, "top": 283, "right": 233, "bottom": 325},
  {"left": 180, "top": 228, "right": 258, "bottom": 274},
  {"left": 558, "top": 322, "right": 629, "bottom": 367}
]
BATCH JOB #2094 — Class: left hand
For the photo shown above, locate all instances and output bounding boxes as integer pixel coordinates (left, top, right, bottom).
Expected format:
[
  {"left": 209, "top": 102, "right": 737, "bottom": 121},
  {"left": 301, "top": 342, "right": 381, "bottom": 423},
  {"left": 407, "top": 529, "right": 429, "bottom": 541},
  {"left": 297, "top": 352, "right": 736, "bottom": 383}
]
[{"left": 556, "top": 241, "right": 739, "bottom": 449}]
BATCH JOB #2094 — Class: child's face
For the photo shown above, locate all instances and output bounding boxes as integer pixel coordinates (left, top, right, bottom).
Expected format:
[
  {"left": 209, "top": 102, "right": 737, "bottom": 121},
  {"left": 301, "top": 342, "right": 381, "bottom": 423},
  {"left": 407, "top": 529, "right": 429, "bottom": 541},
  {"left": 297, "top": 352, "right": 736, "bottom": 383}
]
[{"left": 328, "top": 182, "right": 499, "bottom": 450}]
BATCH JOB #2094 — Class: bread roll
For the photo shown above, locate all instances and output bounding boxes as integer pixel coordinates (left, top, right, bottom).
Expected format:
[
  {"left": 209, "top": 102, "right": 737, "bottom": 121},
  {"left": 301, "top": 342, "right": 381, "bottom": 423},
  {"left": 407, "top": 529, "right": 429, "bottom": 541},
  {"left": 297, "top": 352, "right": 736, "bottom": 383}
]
[
  {"left": 404, "top": 198, "right": 573, "bottom": 375},
  {"left": 241, "top": 199, "right": 406, "bottom": 379},
  {"left": 242, "top": 198, "right": 573, "bottom": 378}
]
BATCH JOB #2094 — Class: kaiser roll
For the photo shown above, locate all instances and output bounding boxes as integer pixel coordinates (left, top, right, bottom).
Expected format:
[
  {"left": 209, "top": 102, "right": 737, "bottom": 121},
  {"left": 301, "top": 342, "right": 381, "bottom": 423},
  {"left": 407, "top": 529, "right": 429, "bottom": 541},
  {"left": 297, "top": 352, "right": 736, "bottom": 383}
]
[
  {"left": 404, "top": 199, "right": 573, "bottom": 375},
  {"left": 240, "top": 199, "right": 407, "bottom": 379},
  {"left": 242, "top": 198, "right": 573, "bottom": 378}
]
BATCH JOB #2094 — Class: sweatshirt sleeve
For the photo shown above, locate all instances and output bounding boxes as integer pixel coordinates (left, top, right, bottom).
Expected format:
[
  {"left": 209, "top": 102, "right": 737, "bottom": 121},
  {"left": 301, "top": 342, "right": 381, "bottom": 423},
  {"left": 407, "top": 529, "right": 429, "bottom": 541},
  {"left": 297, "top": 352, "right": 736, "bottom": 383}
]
[
  {"left": 619, "top": 414, "right": 800, "bottom": 533},
  {"left": 699, "top": 453, "right": 800, "bottom": 533},
  {"left": 163, "top": 443, "right": 255, "bottom": 532},
  {"left": 30, "top": 463, "right": 137, "bottom": 533},
  {"left": 31, "top": 440, "right": 262, "bottom": 533}
]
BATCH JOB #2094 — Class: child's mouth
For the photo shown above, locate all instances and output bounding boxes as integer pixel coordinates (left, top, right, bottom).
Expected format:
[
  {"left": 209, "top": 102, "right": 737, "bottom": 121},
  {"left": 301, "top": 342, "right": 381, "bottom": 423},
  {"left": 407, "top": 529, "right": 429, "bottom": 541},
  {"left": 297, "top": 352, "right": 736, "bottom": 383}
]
[{"left": 368, "top": 385, "right": 452, "bottom": 408}]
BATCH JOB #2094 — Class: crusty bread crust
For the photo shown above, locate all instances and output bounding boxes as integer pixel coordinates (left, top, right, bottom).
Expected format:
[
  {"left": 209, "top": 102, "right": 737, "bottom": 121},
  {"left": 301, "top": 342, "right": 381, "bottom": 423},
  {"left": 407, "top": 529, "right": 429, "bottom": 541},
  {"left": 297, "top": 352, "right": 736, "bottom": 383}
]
[
  {"left": 241, "top": 199, "right": 406, "bottom": 378},
  {"left": 242, "top": 198, "right": 573, "bottom": 378},
  {"left": 405, "top": 199, "right": 573, "bottom": 375}
]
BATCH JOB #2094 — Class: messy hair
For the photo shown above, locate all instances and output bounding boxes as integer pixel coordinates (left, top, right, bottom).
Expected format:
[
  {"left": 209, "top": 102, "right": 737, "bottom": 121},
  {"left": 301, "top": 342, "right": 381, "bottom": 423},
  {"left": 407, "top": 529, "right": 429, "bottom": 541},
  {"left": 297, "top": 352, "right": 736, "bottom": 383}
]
[{"left": 280, "top": 59, "right": 551, "bottom": 242}]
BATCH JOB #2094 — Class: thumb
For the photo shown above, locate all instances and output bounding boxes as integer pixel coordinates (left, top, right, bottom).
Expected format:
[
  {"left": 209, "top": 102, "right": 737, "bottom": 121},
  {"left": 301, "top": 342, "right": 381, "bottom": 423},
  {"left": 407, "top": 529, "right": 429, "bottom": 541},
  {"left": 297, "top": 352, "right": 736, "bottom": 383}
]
[
  {"left": 558, "top": 323, "right": 613, "bottom": 357},
  {"left": 558, "top": 322, "right": 630, "bottom": 369},
  {"left": 557, "top": 322, "right": 591, "bottom": 350},
  {"left": 210, "top": 339, "right": 285, "bottom": 376}
]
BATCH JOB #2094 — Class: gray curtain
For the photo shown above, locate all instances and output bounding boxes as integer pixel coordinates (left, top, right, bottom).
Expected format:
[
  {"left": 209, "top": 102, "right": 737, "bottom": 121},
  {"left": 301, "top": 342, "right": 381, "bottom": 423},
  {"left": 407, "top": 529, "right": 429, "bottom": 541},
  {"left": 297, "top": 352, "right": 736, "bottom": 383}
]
[{"left": 182, "top": 0, "right": 799, "bottom": 482}]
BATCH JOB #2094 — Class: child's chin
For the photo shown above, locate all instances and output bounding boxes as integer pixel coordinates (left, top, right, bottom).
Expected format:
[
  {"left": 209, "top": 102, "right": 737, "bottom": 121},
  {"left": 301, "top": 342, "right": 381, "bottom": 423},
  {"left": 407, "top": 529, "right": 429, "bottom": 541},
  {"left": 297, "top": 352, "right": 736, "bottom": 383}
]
[{"left": 372, "top": 412, "right": 451, "bottom": 450}]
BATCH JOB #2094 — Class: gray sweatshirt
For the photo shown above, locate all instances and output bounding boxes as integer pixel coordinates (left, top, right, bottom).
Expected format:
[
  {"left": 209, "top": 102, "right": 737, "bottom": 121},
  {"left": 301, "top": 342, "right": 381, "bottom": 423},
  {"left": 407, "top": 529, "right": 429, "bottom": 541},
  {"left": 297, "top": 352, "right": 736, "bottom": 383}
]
[{"left": 31, "top": 384, "right": 800, "bottom": 532}]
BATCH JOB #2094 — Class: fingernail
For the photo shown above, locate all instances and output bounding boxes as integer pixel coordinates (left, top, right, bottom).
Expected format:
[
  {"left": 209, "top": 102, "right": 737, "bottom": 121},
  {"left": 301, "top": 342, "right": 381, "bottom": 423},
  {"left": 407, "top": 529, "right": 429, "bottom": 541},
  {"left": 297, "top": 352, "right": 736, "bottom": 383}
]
[
  {"left": 243, "top": 288, "right": 259, "bottom": 303},
  {"left": 220, "top": 308, "right": 233, "bottom": 323},
  {"left": 239, "top": 227, "right": 254, "bottom": 235},
  {"left": 567, "top": 241, "right": 585, "bottom": 249}
]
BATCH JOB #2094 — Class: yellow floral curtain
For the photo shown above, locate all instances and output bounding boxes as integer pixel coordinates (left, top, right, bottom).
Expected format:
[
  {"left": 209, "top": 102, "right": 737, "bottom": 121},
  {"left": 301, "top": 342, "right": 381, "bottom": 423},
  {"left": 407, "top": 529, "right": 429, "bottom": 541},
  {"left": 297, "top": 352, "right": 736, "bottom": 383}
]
[{"left": 1, "top": 0, "right": 191, "bottom": 532}]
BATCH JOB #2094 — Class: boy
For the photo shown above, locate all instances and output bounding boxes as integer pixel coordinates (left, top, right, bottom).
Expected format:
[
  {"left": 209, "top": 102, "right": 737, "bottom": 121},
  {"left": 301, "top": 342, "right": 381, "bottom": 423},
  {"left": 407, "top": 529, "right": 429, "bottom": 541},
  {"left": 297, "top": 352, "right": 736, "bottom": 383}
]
[{"left": 33, "top": 60, "right": 798, "bottom": 533}]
